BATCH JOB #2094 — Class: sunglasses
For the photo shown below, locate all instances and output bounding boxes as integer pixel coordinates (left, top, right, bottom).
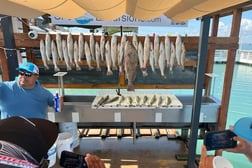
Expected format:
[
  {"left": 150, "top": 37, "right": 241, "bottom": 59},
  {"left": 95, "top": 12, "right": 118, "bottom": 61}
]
[{"left": 19, "top": 71, "right": 33, "bottom": 77}]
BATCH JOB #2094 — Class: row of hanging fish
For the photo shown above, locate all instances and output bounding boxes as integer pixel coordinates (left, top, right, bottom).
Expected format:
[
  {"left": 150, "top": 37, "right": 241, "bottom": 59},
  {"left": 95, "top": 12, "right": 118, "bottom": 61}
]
[
  {"left": 40, "top": 32, "right": 186, "bottom": 73},
  {"left": 93, "top": 94, "right": 172, "bottom": 108},
  {"left": 39, "top": 32, "right": 186, "bottom": 91}
]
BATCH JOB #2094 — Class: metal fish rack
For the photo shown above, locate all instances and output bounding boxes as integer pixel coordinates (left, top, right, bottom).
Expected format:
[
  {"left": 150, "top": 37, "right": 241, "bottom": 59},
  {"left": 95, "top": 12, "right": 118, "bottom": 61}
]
[{"left": 91, "top": 92, "right": 183, "bottom": 109}]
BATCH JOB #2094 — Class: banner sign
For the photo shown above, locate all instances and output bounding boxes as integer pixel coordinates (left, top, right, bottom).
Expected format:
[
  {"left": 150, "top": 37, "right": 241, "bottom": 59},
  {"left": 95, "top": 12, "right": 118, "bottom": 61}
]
[{"left": 51, "top": 13, "right": 187, "bottom": 27}]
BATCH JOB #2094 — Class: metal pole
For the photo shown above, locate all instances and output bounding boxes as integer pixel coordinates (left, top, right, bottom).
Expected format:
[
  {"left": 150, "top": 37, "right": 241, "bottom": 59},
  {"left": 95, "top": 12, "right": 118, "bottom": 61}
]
[{"left": 187, "top": 16, "right": 210, "bottom": 168}]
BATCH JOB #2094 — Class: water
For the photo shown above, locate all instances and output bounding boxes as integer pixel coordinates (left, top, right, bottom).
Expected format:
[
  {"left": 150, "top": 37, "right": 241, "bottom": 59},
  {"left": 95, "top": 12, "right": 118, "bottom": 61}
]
[
  {"left": 46, "top": 63, "right": 252, "bottom": 167},
  {"left": 196, "top": 63, "right": 252, "bottom": 167},
  {"left": 211, "top": 64, "right": 252, "bottom": 167}
]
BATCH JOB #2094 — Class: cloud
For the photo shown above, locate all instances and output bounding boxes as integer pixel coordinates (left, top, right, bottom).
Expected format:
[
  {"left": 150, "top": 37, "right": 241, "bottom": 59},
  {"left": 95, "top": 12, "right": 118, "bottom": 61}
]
[{"left": 217, "top": 21, "right": 230, "bottom": 36}]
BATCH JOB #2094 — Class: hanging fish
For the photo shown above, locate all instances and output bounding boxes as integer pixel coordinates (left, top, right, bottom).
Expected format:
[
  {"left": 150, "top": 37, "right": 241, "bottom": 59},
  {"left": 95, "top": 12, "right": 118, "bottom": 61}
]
[
  {"left": 181, "top": 42, "right": 186, "bottom": 72},
  {"left": 62, "top": 39, "right": 72, "bottom": 71},
  {"left": 100, "top": 33, "right": 106, "bottom": 62},
  {"left": 95, "top": 41, "right": 101, "bottom": 71},
  {"left": 73, "top": 40, "right": 81, "bottom": 71},
  {"left": 56, "top": 33, "right": 63, "bottom": 61},
  {"left": 154, "top": 34, "right": 160, "bottom": 68},
  {"left": 84, "top": 41, "right": 93, "bottom": 70},
  {"left": 89, "top": 33, "right": 95, "bottom": 61},
  {"left": 78, "top": 33, "right": 85, "bottom": 62},
  {"left": 149, "top": 42, "right": 155, "bottom": 73},
  {"left": 111, "top": 35, "right": 118, "bottom": 70},
  {"left": 45, "top": 33, "right": 51, "bottom": 62},
  {"left": 117, "top": 43, "right": 121, "bottom": 67},
  {"left": 138, "top": 41, "right": 145, "bottom": 76},
  {"left": 158, "top": 41, "right": 166, "bottom": 79},
  {"left": 124, "top": 41, "right": 138, "bottom": 91},
  {"left": 119, "top": 34, "right": 127, "bottom": 74},
  {"left": 51, "top": 40, "right": 60, "bottom": 72},
  {"left": 169, "top": 42, "right": 176, "bottom": 72},
  {"left": 165, "top": 36, "right": 171, "bottom": 68},
  {"left": 132, "top": 33, "right": 138, "bottom": 50},
  {"left": 39, "top": 39, "right": 49, "bottom": 70},
  {"left": 67, "top": 32, "right": 74, "bottom": 67},
  {"left": 143, "top": 34, "right": 150, "bottom": 76},
  {"left": 175, "top": 34, "right": 182, "bottom": 66},
  {"left": 105, "top": 40, "right": 113, "bottom": 75}
]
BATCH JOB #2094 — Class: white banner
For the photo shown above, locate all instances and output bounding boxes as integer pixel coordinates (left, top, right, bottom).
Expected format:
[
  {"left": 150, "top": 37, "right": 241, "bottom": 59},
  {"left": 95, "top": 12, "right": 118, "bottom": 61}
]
[{"left": 51, "top": 13, "right": 187, "bottom": 27}]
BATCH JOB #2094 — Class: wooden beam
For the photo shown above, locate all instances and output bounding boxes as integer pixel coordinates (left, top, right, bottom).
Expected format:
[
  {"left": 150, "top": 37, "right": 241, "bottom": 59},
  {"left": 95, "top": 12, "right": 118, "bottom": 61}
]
[
  {"left": 218, "top": 9, "right": 242, "bottom": 131},
  {"left": 204, "top": 15, "right": 219, "bottom": 96},
  {"left": 0, "top": 48, "right": 10, "bottom": 81}
]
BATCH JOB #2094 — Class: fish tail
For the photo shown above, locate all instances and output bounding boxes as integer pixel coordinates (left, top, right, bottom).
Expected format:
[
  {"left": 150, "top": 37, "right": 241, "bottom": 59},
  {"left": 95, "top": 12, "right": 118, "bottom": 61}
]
[{"left": 127, "top": 84, "right": 135, "bottom": 91}]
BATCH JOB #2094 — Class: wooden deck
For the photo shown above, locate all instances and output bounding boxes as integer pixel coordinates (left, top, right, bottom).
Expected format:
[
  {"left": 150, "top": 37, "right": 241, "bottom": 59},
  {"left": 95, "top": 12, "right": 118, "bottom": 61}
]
[
  {"left": 74, "top": 135, "right": 191, "bottom": 168},
  {"left": 53, "top": 128, "right": 200, "bottom": 168}
]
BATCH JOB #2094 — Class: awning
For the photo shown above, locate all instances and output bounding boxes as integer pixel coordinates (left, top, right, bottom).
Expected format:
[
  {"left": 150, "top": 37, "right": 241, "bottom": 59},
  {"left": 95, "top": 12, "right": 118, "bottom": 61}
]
[{"left": 0, "top": 0, "right": 250, "bottom": 21}]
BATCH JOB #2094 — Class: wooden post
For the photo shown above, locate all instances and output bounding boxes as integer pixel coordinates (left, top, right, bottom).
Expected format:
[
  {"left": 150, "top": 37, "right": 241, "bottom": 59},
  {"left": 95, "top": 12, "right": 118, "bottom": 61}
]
[{"left": 204, "top": 15, "right": 219, "bottom": 96}]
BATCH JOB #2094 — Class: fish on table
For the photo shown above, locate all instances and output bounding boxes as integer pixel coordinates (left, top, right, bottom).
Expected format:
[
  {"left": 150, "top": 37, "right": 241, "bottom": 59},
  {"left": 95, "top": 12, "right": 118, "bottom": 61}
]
[
  {"left": 62, "top": 39, "right": 72, "bottom": 71},
  {"left": 141, "top": 95, "right": 148, "bottom": 106},
  {"left": 156, "top": 96, "right": 163, "bottom": 107},
  {"left": 73, "top": 40, "right": 81, "bottom": 71},
  {"left": 105, "top": 40, "right": 113, "bottom": 75},
  {"left": 124, "top": 41, "right": 138, "bottom": 91},
  {"left": 147, "top": 94, "right": 157, "bottom": 106},
  {"left": 161, "top": 96, "right": 171, "bottom": 107},
  {"left": 132, "top": 95, "right": 141, "bottom": 106},
  {"left": 39, "top": 39, "right": 49, "bottom": 70},
  {"left": 117, "top": 95, "right": 125, "bottom": 106},
  {"left": 51, "top": 40, "right": 60, "bottom": 72},
  {"left": 56, "top": 33, "right": 63, "bottom": 61},
  {"left": 95, "top": 95, "right": 110, "bottom": 107}
]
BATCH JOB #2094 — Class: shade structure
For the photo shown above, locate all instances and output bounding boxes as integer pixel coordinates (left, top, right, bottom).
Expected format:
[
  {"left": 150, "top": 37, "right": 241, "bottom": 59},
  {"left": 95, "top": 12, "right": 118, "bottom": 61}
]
[{"left": 0, "top": 0, "right": 250, "bottom": 21}]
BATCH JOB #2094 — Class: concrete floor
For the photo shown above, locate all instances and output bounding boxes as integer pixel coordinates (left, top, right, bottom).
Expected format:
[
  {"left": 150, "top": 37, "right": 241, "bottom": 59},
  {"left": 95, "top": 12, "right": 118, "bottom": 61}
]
[{"left": 73, "top": 136, "right": 189, "bottom": 168}]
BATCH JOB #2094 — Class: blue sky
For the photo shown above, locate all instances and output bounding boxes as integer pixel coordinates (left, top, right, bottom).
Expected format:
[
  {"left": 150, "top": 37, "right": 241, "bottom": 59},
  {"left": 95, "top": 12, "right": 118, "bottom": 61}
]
[{"left": 138, "top": 10, "right": 252, "bottom": 44}]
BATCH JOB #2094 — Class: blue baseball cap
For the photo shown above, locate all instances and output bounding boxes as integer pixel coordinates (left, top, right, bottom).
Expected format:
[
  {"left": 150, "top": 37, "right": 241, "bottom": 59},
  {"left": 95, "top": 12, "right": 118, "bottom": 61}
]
[
  {"left": 16, "top": 62, "right": 39, "bottom": 74},
  {"left": 233, "top": 117, "right": 252, "bottom": 142}
]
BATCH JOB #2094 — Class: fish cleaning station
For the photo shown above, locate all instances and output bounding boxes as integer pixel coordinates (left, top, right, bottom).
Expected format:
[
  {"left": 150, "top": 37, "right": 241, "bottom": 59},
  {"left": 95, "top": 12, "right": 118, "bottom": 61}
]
[{"left": 0, "top": 1, "right": 252, "bottom": 167}]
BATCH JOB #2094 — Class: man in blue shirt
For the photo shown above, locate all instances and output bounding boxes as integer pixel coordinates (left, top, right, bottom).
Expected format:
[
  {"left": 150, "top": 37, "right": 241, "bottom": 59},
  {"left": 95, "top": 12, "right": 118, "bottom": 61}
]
[{"left": 0, "top": 62, "right": 61, "bottom": 119}]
